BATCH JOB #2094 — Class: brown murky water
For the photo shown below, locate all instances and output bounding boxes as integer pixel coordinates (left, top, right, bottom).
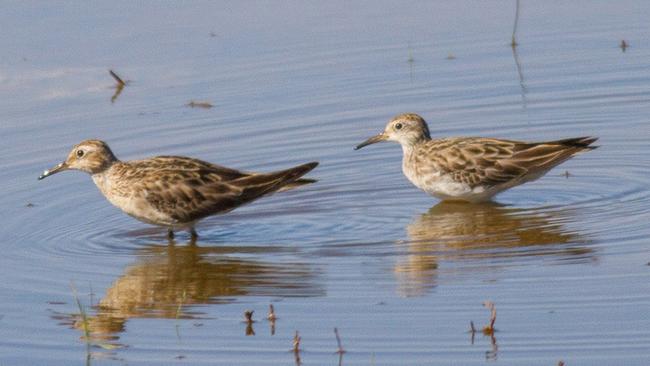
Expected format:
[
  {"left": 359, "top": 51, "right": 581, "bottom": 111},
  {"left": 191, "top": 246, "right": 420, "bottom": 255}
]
[{"left": 1, "top": 1, "right": 650, "bottom": 365}]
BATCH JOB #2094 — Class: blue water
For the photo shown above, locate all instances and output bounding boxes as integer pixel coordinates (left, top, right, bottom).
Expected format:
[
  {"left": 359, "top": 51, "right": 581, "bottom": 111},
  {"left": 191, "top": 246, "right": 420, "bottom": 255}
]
[{"left": 1, "top": 1, "right": 649, "bottom": 365}]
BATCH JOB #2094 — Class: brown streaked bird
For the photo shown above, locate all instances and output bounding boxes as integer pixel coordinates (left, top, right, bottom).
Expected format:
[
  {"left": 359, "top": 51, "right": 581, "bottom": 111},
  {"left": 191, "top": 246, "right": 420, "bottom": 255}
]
[
  {"left": 39, "top": 140, "right": 318, "bottom": 239},
  {"left": 355, "top": 113, "right": 597, "bottom": 202}
]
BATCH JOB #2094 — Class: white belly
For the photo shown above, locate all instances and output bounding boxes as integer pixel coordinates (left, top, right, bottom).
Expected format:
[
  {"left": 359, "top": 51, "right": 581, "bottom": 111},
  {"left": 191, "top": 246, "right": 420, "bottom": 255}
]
[{"left": 402, "top": 162, "right": 496, "bottom": 202}]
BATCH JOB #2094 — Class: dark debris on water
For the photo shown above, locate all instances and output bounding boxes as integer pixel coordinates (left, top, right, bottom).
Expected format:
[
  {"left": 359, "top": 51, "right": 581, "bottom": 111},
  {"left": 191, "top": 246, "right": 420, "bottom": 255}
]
[
  {"left": 620, "top": 40, "right": 629, "bottom": 52},
  {"left": 186, "top": 101, "right": 214, "bottom": 109}
]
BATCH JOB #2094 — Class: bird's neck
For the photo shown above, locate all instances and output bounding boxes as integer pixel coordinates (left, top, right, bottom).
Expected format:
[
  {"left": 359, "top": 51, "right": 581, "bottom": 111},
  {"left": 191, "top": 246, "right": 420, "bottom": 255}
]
[
  {"left": 91, "top": 161, "right": 121, "bottom": 193},
  {"left": 92, "top": 159, "right": 118, "bottom": 175},
  {"left": 400, "top": 137, "right": 428, "bottom": 156}
]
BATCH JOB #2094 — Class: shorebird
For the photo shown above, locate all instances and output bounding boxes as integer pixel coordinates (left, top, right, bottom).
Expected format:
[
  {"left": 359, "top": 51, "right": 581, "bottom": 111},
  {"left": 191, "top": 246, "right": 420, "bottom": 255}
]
[
  {"left": 355, "top": 113, "right": 597, "bottom": 202},
  {"left": 39, "top": 140, "right": 318, "bottom": 239}
]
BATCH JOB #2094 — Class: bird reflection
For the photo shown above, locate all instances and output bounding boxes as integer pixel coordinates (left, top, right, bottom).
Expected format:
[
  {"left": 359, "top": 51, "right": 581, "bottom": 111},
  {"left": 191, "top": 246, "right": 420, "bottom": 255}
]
[
  {"left": 395, "top": 202, "right": 593, "bottom": 296},
  {"left": 57, "top": 240, "right": 323, "bottom": 343}
]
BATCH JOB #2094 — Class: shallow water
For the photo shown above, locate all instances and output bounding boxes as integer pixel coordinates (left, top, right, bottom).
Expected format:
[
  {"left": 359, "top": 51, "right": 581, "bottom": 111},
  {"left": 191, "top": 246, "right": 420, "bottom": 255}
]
[{"left": 1, "top": 1, "right": 650, "bottom": 365}]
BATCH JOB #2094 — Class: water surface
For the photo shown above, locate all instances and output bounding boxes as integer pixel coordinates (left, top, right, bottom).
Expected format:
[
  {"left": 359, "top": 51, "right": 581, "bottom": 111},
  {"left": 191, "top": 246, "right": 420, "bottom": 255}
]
[{"left": 1, "top": 1, "right": 650, "bottom": 365}]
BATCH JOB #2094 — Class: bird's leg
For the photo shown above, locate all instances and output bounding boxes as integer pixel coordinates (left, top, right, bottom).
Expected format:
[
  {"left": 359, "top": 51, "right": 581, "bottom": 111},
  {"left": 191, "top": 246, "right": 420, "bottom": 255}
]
[
  {"left": 167, "top": 228, "right": 175, "bottom": 240},
  {"left": 190, "top": 227, "right": 198, "bottom": 241}
]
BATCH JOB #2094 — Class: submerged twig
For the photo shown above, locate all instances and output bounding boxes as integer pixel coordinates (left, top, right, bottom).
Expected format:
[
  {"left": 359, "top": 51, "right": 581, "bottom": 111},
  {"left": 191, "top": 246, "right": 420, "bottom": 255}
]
[
  {"left": 511, "top": 42, "right": 528, "bottom": 108},
  {"left": 174, "top": 289, "right": 187, "bottom": 340},
  {"left": 293, "top": 330, "right": 301, "bottom": 353},
  {"left": 470, "top": 308, "right": 498, "bottom": 359},
  {"left": 620, "top": 40, "right": 629, "bottom": 52},
  {"left": 486, "top": 332, "right": 498, "bottom": 361},
  {"left": 244, "top": 310, "right": 255, "bottom": 336},
  {"left": 469, "top": 320, "right": 477, "bottom": 344},
  {"left": 291, "top": 330, "right": 302, "bottom": 365},
  {"left": 482, "top": 301, "right": 497, "bottom": 334},
  {"left": 511, "top": 0, "right": 521, "bottom": 48},
  {"left": 88, "top": 282, "right": 95, "bottom": 307},
  {"left": 268, "top": 304, "right": 277, "bottom": 321},
  {"left": 110, "top": 83, "right": 124, "bottom": 103},
  {"left": 71, "top": 282, "right": 90, "bottom": 341},
  {"left": 108, "top": 70, "right": 126, "bottom": 104},
  {"left": 268, "top": 304, "right": 277, "bottom": 335},
  {"left": 70, "top": 282, "right": 125, "bottom": 354},
  {"left": 245, "top": 310, "right": 255, "bottom": 323},
  {"left": 108, "top": 70, "right": 129, "bottom": 103},
  {"left": 175, "top": 290, "right": 187, "bottom": 320},
  {"left": 334, "top": 327, "right": 346, "bottom": 354}
]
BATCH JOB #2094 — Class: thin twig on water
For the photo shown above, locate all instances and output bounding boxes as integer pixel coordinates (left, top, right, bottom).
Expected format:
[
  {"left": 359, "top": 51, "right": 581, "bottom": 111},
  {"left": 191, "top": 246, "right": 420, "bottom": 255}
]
[
  {"left": 511, "top": 0, "right": 521, "bottom": 48},
  {"left": 292, "top": 331, "right": 302, "bottom": 366},
  {"left": 70, "top": 282, "right": 90, "bottom": 341},
  {"left": 268, "top": 304, "right": 277, "bottom": 321},
  {"left": 268, "top": 304, "right": 277, "bottom": 335},
  {"left": 469, "top": 320, "right": 477, "bottom": 344},
  {"left": 108, "top": 70, "right": 127, "bottom": 103},
  {"left": 620, "top": 40, "right": 629, "bottom": 52},
  {"left": 186, "top": 101, "right": 214, "bottom": 109},
  {"left": 482, "top": 301, "right": 497, "bottom": 334},
  {"left": 245, "top": 310, "right": 255, "bottom": 336},
  {"left": 244, "top": 310, "right": 254, "bottom": 323},
  {"left": 109, "top": 70, "right": 126, "bottom": 86},
  {"left": 293, "top": 330, "right": 301, "bottom": 353},
  {"left": 334, "top": 327, "right": 346, "bottom": 354}
]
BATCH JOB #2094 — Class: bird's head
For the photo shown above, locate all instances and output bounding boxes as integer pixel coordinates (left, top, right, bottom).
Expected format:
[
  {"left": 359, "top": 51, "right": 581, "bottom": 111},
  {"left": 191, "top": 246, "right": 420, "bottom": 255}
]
[{"left": 39, "top": 139, "right": 118, "bottom": 180}]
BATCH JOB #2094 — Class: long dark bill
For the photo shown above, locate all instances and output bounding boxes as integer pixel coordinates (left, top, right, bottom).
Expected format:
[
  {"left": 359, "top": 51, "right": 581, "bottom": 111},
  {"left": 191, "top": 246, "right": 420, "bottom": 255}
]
[
  {"left": 354, "top": 133, "right": 388, "bottom": 150},
  {"left": 38, "top": 162, "right": 67, "bottom": 180}
]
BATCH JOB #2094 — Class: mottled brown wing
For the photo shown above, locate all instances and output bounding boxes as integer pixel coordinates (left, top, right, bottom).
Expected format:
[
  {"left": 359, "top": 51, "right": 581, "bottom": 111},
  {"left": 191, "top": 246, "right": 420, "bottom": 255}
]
[
  {"left": 143, "top": 179, "right": 245, "bottom": 223},
  {"left": 136, "top": 158, "right": 318, "bottom": 224},
  {"left": 421, "top": 137, "right": 597, "bottom": 188},
  {"left": 131, "top": 157, "right": 250, "bottom": 223}
]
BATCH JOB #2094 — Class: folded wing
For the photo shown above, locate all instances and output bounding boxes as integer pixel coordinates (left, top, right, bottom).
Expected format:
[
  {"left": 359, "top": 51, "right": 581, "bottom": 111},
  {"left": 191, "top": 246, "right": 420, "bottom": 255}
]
[
  {"left": 423, "top": 137, "right": 598, "bottom": 189},
  {"left": 139, "top": 157, "right": 318, "bottom": 223}
]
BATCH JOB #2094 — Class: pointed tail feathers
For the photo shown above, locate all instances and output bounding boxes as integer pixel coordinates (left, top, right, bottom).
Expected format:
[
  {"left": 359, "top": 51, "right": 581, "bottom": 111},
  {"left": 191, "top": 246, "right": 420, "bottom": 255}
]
[
  {"left": 551, "top": 136, "right": 599, "bottom": 150},
  {"left": 233, "top": 162, "right": 318, "bottom": 200},
  {"left": 511, "top": 136, "right": 598, "bottom": 181},
  {"left": 277, "top": 177, "right": 318, "bottom": 192}
]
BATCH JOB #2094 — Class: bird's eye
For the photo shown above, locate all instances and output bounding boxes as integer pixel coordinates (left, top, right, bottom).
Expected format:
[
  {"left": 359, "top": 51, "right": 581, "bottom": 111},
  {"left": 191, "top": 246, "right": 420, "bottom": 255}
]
[
  {"left": 76, "top": 150, "right": 84, "bottom": 158},
  {"left": 395, "top": 122, "right": 403, "bottom": 130}
]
